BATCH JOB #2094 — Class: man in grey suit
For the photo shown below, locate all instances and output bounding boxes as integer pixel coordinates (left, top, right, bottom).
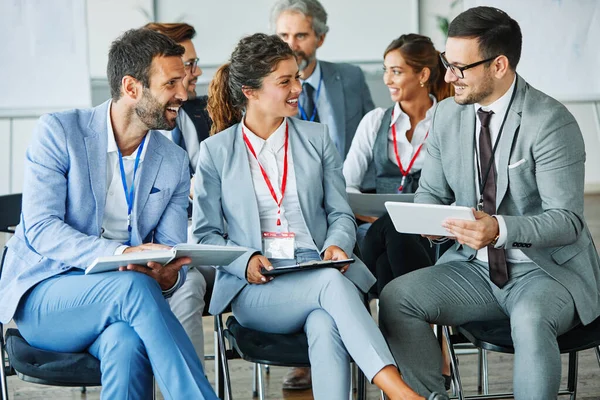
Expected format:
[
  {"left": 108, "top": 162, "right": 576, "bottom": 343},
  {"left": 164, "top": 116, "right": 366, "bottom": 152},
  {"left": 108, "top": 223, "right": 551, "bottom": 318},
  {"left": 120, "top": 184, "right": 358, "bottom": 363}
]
[
  {"left": 379, "top": 6, "right": 600, "bottom": 400},
  {"left": 272, "top": 0, "right": 374, "bottom": 160}
]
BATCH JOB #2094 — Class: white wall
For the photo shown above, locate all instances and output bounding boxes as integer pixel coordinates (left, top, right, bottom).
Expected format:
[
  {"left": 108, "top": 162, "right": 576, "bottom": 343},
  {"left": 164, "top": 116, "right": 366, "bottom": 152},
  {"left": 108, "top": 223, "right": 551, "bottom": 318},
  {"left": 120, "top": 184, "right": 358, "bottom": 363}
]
[{"left": 1, "top": 0, "right": 599, "bottom": 194}]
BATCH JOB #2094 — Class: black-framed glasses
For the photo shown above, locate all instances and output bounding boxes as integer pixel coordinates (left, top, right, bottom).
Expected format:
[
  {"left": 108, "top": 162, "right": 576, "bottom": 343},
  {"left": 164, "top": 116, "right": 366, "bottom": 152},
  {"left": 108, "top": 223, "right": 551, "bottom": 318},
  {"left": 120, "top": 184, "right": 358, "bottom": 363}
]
[
  {"left": 183, "top": 57, "right": 200, "bottom": 72},
  {"left": 440, "top": 52, "right": 499, "bottom": 79}
]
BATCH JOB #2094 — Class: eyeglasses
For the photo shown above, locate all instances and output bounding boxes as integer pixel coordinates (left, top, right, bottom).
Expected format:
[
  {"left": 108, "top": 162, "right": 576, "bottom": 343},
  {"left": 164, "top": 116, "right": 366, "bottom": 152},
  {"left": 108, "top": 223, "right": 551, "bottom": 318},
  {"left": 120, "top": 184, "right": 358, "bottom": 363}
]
[
  {"left": 440, "top": 52, "right": 499, "bottom": 79},
  {"left": 183, "top": 57, "right": 200, "bottom": 72}
]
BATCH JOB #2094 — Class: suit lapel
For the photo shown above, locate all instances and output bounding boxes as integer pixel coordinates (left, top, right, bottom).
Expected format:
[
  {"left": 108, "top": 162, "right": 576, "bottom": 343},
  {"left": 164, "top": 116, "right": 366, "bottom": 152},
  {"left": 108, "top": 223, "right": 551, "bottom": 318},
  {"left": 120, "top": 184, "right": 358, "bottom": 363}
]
[
  {"left": 459, "top": 106, "right": 477, "bottom": 207},
  {"left": 320, "top": 62, "right": 346, "bottom": 153},
  {"left": 133, "top": 132, "right": 163, "bottom": 226},
  {"left": 233, "top": 125, "right": 262, "bottom": 251},
  {"left": 85, "top": 101, "right": 110, "bottom": 235},
  {"left": 287, "top": 119, "right": 312, "bottom": 230},
  {"left": 496, "top": 76, "right": 525, "bottom": 206}
]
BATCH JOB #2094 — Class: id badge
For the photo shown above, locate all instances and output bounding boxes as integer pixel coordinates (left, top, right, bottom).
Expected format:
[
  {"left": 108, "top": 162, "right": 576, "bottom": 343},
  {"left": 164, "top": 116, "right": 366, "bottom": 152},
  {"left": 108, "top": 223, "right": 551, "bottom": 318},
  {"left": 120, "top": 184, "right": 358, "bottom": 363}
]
[{"left": 262, "top": 232, "right": 295, "bottom": 259}]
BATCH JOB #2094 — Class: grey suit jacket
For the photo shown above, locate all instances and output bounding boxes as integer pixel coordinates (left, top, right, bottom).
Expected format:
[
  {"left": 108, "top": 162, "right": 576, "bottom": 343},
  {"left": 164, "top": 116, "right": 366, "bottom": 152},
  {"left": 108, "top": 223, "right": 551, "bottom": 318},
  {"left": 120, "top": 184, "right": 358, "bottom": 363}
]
[
  {"left": 319, "top": 61, "right": 375, "bottom": 158},
  {"left": 192, "top": 118, "right": 375, "bottom": 314},
  {"left": 415, "top": 75, "right": 600, "bottom": 325},
  {"left": 0, "top": 100, "right": 191, "bottom": 323}
]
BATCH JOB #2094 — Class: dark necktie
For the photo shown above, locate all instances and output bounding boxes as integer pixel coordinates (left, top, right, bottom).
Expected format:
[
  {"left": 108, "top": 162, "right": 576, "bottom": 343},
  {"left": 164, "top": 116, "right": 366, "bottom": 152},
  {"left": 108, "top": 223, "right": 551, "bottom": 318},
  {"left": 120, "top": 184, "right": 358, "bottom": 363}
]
[
  {"left": 302, "top": 82, "right": 320, "bottom": 123},
  {"left": 171, "top": 126, "right": 187, "bottom": 151},
  {"left": 477, "top": 108, "right": 508, "bottom": 287}
]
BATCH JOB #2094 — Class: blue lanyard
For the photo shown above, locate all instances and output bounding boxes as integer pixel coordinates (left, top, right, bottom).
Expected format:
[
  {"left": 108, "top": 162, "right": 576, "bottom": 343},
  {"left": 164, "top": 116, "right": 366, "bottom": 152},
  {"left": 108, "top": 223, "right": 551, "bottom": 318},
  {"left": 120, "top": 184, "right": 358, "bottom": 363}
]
[
  {"left": 118, "top": 135, "right": 147, "bottom": 244},
  {"left": 298, "top": 78, "right": 323, "bottom": 122}
]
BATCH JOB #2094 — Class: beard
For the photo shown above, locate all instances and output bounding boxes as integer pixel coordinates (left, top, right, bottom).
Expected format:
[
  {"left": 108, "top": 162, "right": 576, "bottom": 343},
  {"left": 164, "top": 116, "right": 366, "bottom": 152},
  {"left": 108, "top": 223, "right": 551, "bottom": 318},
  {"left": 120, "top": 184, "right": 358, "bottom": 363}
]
[
  {"left": 454, "top": 70, "right": 495, "bottom": 105},
  {"left": 135, "top": 88, "right": 179, "bottom": 130},
  {"left": 294, "top": 50, "right": 316, "bottom": 74}
]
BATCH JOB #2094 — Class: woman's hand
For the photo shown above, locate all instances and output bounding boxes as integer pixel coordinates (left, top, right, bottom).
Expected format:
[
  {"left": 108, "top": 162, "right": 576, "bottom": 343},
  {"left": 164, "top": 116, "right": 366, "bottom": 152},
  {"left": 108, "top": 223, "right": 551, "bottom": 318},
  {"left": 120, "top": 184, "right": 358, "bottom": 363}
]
[
  {"left": 323, "top": 245, "right": 351, "bottom": 273},
  {"left": 246, "top": 254, "right": 274, "bottom": 284}
]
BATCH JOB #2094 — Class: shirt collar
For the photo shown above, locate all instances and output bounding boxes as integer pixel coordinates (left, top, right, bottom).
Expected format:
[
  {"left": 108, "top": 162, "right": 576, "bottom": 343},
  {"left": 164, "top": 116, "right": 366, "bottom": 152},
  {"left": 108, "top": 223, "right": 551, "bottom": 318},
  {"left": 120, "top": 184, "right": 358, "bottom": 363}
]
[
  {"left": 242, "top": 117, "right": 287, "bottom": 154},
  {"left": 474, "top": 75, "right": 517, "bottom": 119},
  {"left": 106, "top": 99, "right": 151, "bottom": 160},
  {"left": 389, "top": 94, "right": 438, "bottom": 127},
  {"left": 301, "top": 61, "right": 322, "bottom": 89}
]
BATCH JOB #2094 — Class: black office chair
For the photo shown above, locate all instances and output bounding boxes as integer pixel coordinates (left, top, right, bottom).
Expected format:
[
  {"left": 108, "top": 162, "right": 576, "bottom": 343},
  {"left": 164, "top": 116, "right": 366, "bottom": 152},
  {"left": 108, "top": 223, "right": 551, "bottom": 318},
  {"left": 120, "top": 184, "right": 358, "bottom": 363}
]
[
  {"left": 443, "top": 317, "right": 600, "bottom": 400},
  {"left": 214, "top": 306, "right": 368, "bottom": 400}
]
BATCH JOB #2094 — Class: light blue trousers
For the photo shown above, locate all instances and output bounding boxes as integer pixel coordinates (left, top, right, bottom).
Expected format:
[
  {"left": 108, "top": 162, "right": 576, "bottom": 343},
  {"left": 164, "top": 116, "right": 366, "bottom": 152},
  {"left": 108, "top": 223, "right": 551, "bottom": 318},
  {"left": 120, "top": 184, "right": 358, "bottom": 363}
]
[
  {"left": 232, "top": 249, "right": 396, "bottom": 400},
  {"left": 14, "top": 270, "right": 218, "bottom": 400},
  {"left": 379, "top": 260, "right": 579, "bottom": 400}
]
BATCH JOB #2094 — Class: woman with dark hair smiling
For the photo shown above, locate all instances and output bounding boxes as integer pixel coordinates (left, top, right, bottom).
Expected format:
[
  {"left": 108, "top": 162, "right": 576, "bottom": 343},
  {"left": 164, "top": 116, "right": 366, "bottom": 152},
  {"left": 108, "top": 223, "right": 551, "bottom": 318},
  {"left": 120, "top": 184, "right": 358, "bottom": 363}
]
[{"left": 194, "top": 33, "right": 447, "bottom": 400}]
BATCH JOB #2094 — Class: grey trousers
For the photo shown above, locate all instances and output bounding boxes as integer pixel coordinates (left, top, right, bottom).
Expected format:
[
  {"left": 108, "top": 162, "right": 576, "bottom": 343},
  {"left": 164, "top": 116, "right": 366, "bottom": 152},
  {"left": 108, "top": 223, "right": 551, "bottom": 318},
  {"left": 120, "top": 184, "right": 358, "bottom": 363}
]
[
  {"left": 231, "top": 249, "right": 396, "bottom": 400},
  {"left": 379, "top": 259, "right": 579, "bottom": 400},
  {"left": 168, "top": 267, "right": 207, "bottom": 367}
]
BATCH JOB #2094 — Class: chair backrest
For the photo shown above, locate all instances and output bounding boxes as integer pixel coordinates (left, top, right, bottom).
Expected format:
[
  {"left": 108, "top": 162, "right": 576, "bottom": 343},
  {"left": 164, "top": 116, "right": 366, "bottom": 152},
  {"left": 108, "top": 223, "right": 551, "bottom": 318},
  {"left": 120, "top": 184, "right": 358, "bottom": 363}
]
[{"left": 0, "top": 194, "right": 22, "bottom": 234}]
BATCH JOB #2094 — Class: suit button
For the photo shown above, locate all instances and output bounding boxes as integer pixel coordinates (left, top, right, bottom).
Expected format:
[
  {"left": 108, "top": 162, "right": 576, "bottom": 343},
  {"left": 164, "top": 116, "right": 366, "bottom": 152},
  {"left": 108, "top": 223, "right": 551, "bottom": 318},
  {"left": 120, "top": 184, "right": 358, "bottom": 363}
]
[
  {"left": 526, "top": 244, "right": 531, "bottom": 248},
  {"left": 512, "top": 243, "right": 518, "bottom": 247}
]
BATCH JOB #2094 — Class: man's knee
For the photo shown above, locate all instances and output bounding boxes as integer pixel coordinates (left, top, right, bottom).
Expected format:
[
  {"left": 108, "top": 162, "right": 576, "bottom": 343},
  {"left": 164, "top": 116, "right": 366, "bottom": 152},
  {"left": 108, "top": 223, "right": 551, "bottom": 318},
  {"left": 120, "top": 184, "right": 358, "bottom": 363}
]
[{"left": 94, "top": 322, "right": 147, "bottom": 360}]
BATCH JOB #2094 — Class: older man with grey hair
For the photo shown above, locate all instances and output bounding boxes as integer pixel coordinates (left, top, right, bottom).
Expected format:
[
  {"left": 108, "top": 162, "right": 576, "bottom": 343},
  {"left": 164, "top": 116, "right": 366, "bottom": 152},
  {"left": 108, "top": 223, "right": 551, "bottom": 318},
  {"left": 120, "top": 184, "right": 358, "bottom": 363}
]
[
  {"left": 272, "top": 0, "right": 374, "bottom": 160},
  {"left": 270, "top": 0, "right": 375, "bottom": 390}
]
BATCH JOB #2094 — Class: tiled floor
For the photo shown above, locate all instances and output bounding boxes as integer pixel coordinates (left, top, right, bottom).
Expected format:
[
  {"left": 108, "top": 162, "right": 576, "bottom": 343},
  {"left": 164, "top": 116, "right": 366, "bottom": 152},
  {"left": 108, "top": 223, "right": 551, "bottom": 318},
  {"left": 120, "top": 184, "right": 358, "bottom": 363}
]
[{"left": 3, "top": 194, "right": 600, "bottom": 399}]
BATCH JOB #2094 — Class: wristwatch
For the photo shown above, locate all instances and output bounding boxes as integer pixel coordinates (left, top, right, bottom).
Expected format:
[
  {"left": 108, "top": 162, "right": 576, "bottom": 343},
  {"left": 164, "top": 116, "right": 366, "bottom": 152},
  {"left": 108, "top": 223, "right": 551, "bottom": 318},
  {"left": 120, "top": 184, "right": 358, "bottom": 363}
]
[{"left": 490, "top": 233, "right": 500, "bottom": 247}]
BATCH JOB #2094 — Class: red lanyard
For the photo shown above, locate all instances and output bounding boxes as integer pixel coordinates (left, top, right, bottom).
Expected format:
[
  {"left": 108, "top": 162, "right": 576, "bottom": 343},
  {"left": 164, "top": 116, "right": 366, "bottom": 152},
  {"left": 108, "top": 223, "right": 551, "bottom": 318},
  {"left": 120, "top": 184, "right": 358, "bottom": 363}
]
[
  {"left": 391, "top": 110, "right": 428, "bottom": 192},
  {"left": 242, "top": 122, "right": 289, "bottom": 226}
]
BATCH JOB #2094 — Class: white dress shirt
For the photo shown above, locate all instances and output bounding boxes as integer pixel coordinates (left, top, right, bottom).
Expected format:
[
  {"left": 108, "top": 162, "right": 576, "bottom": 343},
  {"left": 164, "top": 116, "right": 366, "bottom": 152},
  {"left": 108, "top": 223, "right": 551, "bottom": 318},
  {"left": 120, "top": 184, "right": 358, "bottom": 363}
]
[
  {"left": 158, "top": 108, "right": 200, "bottom": 171},
  {"left": 343, "top": 96, "right": 437, "bottom": 192},
  {"left": 102, "top": 101, "right": 150, "bottom": 254},
  {"left": 242, "top": 118, "right": 317, "bottom": 251},
  {"left": 473, "top": 76, "right": 530, "bottom": 263},
  {"left": 301, "top": 62, "right": 340, "bottom": 154}
]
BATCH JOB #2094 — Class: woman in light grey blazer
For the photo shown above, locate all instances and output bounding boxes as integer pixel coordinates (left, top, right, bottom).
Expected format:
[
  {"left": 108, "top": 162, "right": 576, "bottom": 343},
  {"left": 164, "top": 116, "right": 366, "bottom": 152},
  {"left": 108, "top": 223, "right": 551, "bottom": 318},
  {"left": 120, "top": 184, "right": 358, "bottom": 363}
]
[{"left": 192, "top": 33, "right": 446, "bottom": 400}]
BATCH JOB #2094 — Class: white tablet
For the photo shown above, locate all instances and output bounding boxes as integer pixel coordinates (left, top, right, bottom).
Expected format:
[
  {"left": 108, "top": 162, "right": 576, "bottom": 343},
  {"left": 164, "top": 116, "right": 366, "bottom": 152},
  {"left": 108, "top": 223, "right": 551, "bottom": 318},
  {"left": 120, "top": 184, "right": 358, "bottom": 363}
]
[{"left": 384, "top": 202, "right": 475, "bottom": 236}]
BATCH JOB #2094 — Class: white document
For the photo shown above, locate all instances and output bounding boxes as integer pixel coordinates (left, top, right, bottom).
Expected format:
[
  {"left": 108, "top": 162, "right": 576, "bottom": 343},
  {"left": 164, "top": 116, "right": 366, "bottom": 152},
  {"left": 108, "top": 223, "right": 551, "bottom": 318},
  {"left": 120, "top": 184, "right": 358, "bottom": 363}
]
[
  {"left": 347, "top": 193, "right": 414, "bottom": 217},
  {"left": 85, "top": 244, "right": 248, "bottom": 275},
  {"left": 385, "top": 202, "right": 475, "bottom": 236}
]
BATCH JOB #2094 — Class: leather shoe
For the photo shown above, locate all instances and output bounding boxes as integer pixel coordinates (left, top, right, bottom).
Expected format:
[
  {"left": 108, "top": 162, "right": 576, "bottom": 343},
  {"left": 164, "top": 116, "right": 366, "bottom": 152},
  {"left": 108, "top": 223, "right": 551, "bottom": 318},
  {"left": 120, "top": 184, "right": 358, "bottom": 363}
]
[
  {"left": 428, "top": 392, "right": 450, "bottom": 400},
  {"left": 282, "top": 366, "right": 311, "bottom": 390}
]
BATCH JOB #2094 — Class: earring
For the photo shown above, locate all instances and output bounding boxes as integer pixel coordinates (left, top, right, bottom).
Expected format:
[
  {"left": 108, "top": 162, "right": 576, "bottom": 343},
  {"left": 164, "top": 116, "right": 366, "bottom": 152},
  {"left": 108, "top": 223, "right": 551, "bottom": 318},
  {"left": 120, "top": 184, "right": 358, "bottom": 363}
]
[{"left": 419, "top": 81, "right": 425, "bottom": 88}]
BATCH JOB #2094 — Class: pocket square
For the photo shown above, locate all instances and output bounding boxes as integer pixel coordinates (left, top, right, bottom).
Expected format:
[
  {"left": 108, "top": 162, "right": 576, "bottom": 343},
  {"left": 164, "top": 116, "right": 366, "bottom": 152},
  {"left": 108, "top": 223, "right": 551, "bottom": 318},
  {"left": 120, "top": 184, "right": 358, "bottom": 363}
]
[
  {"left": 150, "top": 187, "right": 161, "bottom": 194},
  {"left": 508, "top": 159, "right": 526, "bottom": 169}
]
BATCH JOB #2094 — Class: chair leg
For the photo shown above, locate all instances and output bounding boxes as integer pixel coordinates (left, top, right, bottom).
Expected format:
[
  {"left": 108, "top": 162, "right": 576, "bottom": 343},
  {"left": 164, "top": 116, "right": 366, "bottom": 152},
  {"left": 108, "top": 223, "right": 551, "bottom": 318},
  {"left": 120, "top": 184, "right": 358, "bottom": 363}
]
[
  {"left": 481, "top": 348, "right": 489, "bottom": 395},
  {"left": 443, "top": 326, "right": 465, "bottom": 400},
  {"left": 252, "top": 363, "right": 258, "bottom": 398},
  {"left": 0, "top": 333, "right": 9, "bottom": 400},
  {"left": 567, "top": 351, "right": 579, "bottom": 400},
  {"left": 257, "top": 364, "right": 265, "bottom": 400},
  {"left": 215, "top": 315, "right": 233, "bottom": 400},
  {"left": 595, "top": 346, "right": 600, "bottom": 368},
  {"left": 477, "top": 348, "right": 482, "bottom": 394}
]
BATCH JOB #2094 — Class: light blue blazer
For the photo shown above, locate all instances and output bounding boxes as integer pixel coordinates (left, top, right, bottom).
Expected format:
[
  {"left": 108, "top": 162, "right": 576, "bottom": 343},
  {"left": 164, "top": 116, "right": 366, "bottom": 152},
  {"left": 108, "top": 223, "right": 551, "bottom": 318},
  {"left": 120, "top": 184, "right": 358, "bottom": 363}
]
[
  {"left": 191, "top": 118, "right": 375, "bottom": 314},
  {"left": 0, "top": 100, "right": 191, "bottom": 323}
]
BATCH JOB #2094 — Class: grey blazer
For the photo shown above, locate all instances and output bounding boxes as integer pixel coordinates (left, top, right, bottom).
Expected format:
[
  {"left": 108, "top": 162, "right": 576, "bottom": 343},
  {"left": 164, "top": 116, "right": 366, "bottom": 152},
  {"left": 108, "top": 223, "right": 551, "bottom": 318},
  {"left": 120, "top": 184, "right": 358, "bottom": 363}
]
[
  {"left": 415, "top": 75, "right": 600, "bottom": 325},
  {"left": 191, "top": 118, "right": 375, "bottom": 314},
  {"left": 320, "top": 61, "right": 375, "bottom": 158}
]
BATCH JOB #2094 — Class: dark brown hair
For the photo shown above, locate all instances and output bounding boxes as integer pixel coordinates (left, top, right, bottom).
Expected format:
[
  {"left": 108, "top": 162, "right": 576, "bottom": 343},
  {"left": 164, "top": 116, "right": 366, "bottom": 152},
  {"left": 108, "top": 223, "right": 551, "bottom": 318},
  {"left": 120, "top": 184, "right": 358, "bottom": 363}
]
[
  {"left": 384, "top": 34, "right": 454, "bottom": 101},
  {"left": 448, "top": 7, "right": 522, "bottom": 70},
  {"left": 107, "top": 28, "right": 184, "bottom": 101},
  {"left": 143, "top": 22, "right": 196, "bottom": 43},
  {"left": 207, "top": 33, "right": 294, "bottom": 135}
]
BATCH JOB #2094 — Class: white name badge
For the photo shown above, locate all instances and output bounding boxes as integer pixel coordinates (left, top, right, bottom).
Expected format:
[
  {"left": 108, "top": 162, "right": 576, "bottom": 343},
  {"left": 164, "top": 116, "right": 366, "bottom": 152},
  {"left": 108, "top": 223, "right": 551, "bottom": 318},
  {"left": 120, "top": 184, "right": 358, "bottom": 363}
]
[{"left": 262, "top": 232, "right": 295, "bottom": 259}]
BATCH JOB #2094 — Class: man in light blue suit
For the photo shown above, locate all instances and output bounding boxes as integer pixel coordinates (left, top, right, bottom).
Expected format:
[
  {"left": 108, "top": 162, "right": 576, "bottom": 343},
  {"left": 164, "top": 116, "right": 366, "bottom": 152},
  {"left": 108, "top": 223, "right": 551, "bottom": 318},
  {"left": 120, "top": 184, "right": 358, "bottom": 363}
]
[
  {"left": 379, "top": 7, "right": 600, "bottom": 399},
  {"left": 0, "top": 29, "right": 217, "bottom": 399}
]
